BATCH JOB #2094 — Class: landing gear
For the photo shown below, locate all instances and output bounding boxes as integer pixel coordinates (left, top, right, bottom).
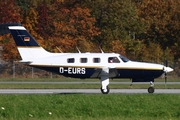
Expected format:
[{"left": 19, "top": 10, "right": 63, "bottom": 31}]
[
  {"left": 100, "top": 67, "right": 110, "bottom": 94},
  {"left": 100, "top": 78, "right": 110, "bottom": 94},
  {"left": 148, "top": 81, "right": 155, "bottom": 93},
  {"left": 101, "top": 86, "right": 110, "bottom": 94},
  {"left": 148, "top": 87, "right": 154, "bottom": 93}
]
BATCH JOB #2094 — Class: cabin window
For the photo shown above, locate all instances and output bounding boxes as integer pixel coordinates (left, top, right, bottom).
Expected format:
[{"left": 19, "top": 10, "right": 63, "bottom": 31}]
[
  {"left": 93, "top": 58, "right": 100, "bottom": 63},
  {"left": 80, "top": 58, "right": 87, "bottom": 63},
  {"left": 67, "top": 58, "right": 75, "bottom": 63},
  {"left": 108, "top": 57, "right": 120, "bottom": 63}
]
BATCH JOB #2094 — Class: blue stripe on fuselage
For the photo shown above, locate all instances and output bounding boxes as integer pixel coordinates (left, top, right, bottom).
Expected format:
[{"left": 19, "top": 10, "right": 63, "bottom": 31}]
[
  {"left": 32, "top": 66, "right": 164, "bottom": 80},
  {"left": 116, "top": 69, "right": 164, "bottom": 78},
  {"left": 9, "top": 30, "right": 39, "bottom": 46}
]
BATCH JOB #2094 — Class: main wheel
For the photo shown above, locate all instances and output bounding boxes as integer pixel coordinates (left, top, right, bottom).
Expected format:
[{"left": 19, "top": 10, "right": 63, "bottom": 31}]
[
  {"left": 148, "top": 87, "right": 154, "bottom": 93},
  {"left": 101, "top": 86, "right": 110, "bottom": 94}
]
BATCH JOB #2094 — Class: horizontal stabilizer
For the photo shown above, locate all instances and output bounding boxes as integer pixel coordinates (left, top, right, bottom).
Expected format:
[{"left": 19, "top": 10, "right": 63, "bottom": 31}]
[{"left": 0, "top": 23, "right": 21, "bottom": 35}]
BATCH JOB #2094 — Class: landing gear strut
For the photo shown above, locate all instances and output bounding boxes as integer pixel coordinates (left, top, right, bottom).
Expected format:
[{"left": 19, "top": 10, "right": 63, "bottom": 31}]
[
  {"left": 100, "top": 67, "right": 110, "bottom": 94},
  {"left": 148, "top": 81, "right": 155, "bottom": 93}
]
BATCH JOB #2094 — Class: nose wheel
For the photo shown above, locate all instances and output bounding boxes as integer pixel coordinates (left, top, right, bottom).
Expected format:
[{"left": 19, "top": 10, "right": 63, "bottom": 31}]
[
  {"left": 148, "top": 87, "right": 154, "bottom": 93},
  {"left": 101, "top": 86, "right": 110, "bottom": 94},
  {"left": 148, "top": 81, "right": 155, "bottom": 93}
]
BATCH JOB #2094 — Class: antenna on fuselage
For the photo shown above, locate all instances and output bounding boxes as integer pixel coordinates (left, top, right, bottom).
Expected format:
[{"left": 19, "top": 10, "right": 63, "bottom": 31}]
[
  {"left": 99, "top": 46, "right": 104, "bottom": 53},
  {"left": 56, "top": 46, "right": 63, "bottom": 53},
  {"left": 76, "top": 46, "right": 81, "bottom": 53}
]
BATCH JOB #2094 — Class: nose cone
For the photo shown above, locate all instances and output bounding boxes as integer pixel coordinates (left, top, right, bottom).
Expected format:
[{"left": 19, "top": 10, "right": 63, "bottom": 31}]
[{"left": 164, "top": 66, "right": 173, "bottom": 73}]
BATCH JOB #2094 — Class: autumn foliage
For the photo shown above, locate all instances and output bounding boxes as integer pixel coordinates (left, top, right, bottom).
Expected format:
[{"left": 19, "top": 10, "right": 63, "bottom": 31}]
[{"left": 0, "top": 0, "right": 179, "bottom": 64}]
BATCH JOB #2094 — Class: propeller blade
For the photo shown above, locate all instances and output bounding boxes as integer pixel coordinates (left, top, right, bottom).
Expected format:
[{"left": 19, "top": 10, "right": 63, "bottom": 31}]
[
  {"left": 165, "top": 72, "right": 167, "bottom": 87},
  {"left": 163, "top": 58, "right": 172, "bottom": 87},
  {"left": 164, "top": 58, "right": 168, "bottom": 87},
  {"left": 165, "top": 59, "right": 168, "bottom": 67}
]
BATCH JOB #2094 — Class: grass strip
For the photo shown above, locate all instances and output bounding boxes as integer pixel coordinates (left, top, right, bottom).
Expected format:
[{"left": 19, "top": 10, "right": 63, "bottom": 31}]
[
  {"left": 0, "top": 94, "right": 180, "bottom": 120},
  {"left": 0, "top": 84, "right": 179, "bottom": 89},
  {"left": 0, "top": 78, "right": 179, "bottom": 82}
]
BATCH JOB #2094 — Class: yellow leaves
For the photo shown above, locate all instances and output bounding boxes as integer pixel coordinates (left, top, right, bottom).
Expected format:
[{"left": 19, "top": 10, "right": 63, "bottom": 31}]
[
  {"left": 47, "top": 37, "right": 76, "bottom": 52},
  {"left": 110, "top": 40, "right": 126, "bottom": 55},
  {"left": 2, "top": 38, "right": 20, "bottom": 60},
  {"left": 0, "top": 0, "right": 22, "bottom": 23},
  {"left": 138, "top": 0, "right": 175, "bottom": 25},
  {"left": 143, "top": 42, "right": 163, "bottom": 63},
  {"left": 136, "top": 0, "right": 180, "bottom": 60},
  {"left": 0, "top": 36, "right": 3, "bottom": 43},
  {"left": 49, "top": 3, "right": 100, "bottom": 52},
  {"left": 24, "top": 7, "right": 42, "bottom": 41}
]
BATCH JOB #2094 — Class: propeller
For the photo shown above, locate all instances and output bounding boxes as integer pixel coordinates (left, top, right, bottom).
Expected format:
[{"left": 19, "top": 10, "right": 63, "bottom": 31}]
[
  {"left": 163, "top": 48, "right": 173, "bottom": 87},
  {"left": 164, "top": 59, "right": 168, "bottom": 87},
  {"left": 163, "top": 59, "right": 173, "bottom": 87}
]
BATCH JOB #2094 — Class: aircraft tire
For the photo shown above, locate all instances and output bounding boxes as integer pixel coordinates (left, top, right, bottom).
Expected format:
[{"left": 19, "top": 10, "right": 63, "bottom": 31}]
[
  {"left": 101, "top": 86, "right": 110, "bottom": 94},
  {"left": 148, "top": 87, "right": 154, "bottom": 93}
]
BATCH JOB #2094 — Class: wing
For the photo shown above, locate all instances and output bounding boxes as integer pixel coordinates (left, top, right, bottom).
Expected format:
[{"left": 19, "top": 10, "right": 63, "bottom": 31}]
[{"left": 90, "top": 68, "right": 119, "bottom": 78}]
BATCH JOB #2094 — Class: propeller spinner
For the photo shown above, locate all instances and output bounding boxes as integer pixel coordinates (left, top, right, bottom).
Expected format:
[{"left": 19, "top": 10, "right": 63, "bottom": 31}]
[{"left": 163, "top": 60, "right": 173, "bottom": 86}]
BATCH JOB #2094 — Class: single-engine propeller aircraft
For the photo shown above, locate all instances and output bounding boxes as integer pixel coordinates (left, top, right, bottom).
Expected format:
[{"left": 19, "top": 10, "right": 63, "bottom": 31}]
[{"left": 0, "top": 23, "right": 173, "bottom": 94}]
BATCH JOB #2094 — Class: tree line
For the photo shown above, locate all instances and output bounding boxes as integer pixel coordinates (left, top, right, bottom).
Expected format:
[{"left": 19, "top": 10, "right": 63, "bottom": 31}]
[{"left": 0, "top": 0, "right": 180, "bottom": 64}]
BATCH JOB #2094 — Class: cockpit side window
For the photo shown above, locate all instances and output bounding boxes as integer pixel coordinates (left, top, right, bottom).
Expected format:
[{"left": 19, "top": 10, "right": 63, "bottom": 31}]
[
  {"left": 108, "top": 57, "right": 120, "bottom": 63},
  {"left": 119, "top": 55, "right": 129, "bottom": 62}
]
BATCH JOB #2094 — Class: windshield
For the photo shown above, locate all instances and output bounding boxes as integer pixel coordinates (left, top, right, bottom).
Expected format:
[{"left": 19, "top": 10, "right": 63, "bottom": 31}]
[{"left": 119, "top": 55, "right": 130, "bottom": 63}]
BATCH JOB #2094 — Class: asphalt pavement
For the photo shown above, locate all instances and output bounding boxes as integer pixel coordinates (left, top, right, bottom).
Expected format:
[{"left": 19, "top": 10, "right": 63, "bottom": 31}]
[
  {"left": 0, "top": 89, "right": 179, "bottom": 94},
  {"left": 0, "top": 81, "right": 180, "bottom": 94}
]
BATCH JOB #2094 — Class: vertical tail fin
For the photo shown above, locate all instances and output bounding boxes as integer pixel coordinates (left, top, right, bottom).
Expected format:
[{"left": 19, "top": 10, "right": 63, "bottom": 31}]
[
  {"left": 7, "top": 25, "right": 51, "bottom": 61},
  {"left": 9, "top": 26, "right": 40, "bottom": 46}
]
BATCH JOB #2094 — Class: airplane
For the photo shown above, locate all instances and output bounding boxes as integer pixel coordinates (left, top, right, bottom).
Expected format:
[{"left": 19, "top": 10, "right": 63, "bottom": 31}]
[{"left": 0, "top": 23, "right": 173, "bottom": 94}]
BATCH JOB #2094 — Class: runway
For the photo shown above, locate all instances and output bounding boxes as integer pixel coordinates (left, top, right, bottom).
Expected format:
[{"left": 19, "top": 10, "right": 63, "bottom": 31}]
[
  {"left": 0, "top": 81, "right": 180, "bottom": 94},
  {"left": 0, "top": 89, "right": 180, "bottom": 94}
]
